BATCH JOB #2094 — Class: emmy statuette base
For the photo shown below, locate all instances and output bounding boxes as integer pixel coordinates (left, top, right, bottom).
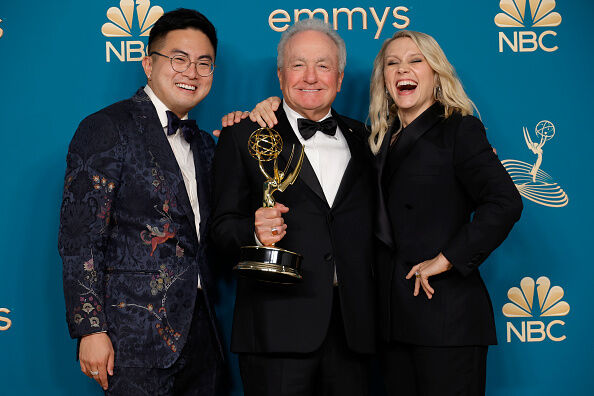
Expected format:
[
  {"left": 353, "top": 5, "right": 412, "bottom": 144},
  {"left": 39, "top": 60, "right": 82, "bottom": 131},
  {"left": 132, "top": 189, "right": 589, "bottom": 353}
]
[{"left": 235, "top": 246, "right": 303, "bottom": 284}]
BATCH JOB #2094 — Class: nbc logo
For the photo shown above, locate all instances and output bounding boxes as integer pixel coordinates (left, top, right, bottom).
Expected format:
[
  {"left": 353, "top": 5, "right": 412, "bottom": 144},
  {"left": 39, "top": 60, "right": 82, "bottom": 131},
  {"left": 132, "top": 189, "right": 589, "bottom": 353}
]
[
  {"left": 501, "top": 120, "right": 568, "bottom": 208},
  {"left": 503, "top": 276, "right": 569, "bottom": 342},
  {"left": 102, "top": 0, "right": 164, "bottom": 62},
  {"left": 494, "top": 0, "right": 562, "bottom": 52}
]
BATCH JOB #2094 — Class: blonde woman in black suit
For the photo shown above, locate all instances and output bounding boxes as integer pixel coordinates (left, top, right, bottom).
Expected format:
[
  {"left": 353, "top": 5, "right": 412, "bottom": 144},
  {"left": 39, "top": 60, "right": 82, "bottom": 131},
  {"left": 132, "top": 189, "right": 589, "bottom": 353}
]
[{"left": 369, "top": 30, "right": 522, "bottom": 396}]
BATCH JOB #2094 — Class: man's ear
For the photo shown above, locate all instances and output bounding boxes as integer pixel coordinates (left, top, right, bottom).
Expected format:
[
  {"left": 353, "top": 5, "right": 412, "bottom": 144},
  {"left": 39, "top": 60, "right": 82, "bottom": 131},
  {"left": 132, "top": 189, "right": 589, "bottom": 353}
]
[
  {"left": 142, "top": 56, "right": 153, "bottom": 80},
  {"left": 336, "top": 71, "right": 344, "bottom": 93},
  {"left": 277, "top": 68, "right": 283, "bottom": 90}
]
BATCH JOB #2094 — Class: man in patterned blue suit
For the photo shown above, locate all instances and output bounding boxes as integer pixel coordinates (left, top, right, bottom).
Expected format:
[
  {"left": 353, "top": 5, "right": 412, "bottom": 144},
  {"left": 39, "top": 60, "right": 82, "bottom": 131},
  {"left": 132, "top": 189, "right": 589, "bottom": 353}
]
[{"left": 58, "top": 9, "right": 222, "bottom": 395}]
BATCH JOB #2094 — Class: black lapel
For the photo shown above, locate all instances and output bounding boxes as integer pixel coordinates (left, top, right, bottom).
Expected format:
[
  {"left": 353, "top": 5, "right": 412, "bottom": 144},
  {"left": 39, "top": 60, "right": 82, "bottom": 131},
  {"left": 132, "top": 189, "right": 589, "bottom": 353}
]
[
  {"left": 376, "top": 120, "right": 396, "bottom": 179},
  {"left": 276, "top": 106, "right": 327, "bottom": 205},
  {"left": 131, "top": 88, "right": 198, "bottom": 241},
  {"left": 375, "top": 121, "right": 397, "bottom": 248},
  {"left": 385, "top": 102, "right": 444, "bottom": 182},
  {"left": 330, "top": 109, "right": 365, "bottom": 209}
]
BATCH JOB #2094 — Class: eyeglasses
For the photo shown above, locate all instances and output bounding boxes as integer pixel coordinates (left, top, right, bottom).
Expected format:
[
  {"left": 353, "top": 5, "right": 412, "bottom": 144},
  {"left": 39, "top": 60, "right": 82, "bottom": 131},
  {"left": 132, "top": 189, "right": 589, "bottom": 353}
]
[{"left": 149, "top": 51, "right": 215, "bottom": 77}]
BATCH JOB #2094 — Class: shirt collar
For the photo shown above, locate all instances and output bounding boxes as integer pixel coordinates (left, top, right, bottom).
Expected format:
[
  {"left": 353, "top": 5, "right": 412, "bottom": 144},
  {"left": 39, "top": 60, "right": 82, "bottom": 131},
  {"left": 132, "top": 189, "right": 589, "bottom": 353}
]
[
  {"left": 143, "top": 85, "right": 188, "bottom": 132},
  {"left": 282, "top": 101, "right": 333, "bottom": 141}
]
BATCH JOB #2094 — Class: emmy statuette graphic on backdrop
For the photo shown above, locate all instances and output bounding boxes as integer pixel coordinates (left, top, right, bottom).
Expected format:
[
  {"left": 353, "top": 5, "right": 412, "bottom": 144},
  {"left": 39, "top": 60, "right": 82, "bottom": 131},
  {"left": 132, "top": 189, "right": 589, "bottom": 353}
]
[
  {"left": 234, "top": 128, "right": 305, "bottom": 283},
  {"left": 502, "top": 120, "right": 568, "bottom": 207}
]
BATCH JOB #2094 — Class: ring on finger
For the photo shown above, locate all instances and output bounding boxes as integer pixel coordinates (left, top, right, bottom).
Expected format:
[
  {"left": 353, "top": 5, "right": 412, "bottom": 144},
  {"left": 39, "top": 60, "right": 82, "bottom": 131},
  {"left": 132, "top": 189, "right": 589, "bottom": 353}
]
[
  {"left": 90, "top": 369, "right": 99, "bottom": 376},
  {"left": 415, "top": 271, "right": 421, "bottom": 279},
  {"left": 271, "top": 227, "right": 278, "bottom": 236}
]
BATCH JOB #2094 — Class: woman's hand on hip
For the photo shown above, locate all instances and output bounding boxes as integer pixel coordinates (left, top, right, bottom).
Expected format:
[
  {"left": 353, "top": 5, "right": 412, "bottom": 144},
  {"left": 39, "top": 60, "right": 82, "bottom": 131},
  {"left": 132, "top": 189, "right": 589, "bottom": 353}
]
[{"left": 406, "top": 253, "right": 453, "bottom": 299}]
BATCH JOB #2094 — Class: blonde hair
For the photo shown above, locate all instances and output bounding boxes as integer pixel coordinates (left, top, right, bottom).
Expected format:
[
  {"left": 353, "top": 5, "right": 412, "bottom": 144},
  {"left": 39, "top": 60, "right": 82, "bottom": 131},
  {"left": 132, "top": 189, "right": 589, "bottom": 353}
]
[{"left": 368, "top": 30, "right": 476, "bottom": 154}]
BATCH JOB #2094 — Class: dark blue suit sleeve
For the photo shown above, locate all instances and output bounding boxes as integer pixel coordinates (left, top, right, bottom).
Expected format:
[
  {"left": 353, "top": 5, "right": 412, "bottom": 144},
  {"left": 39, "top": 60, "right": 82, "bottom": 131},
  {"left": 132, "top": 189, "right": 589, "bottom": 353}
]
[{"left": 58, "top": 112, "right": 124, "bottom": 338}]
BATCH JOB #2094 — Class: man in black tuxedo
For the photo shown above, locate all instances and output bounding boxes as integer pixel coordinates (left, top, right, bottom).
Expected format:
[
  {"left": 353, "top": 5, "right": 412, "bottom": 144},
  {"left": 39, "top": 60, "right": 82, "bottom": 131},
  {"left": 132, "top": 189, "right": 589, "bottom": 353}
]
[
  {"left": 58, "top": 9, "right": 222, "bottom": 395},
  {"left": 211, "top": 18, "right": 376, "bottom": 396}
]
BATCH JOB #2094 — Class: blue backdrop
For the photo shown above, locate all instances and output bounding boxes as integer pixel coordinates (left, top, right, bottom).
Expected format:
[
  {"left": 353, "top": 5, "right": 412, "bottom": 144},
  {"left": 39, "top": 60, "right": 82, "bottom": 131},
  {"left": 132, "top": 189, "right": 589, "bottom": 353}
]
[{"left": 1, "top": 1, "right": 592, "bottom": 394}]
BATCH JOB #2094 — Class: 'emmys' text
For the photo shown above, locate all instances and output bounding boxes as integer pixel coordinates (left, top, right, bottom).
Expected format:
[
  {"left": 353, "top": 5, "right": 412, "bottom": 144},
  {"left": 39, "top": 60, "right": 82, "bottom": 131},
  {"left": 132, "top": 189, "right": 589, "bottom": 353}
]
[
  {"left": 0, "top": 308, "right": 11, "bottom": 331},
  {"left": 269, "top": 6, "right": 410, "bottom": 39}
]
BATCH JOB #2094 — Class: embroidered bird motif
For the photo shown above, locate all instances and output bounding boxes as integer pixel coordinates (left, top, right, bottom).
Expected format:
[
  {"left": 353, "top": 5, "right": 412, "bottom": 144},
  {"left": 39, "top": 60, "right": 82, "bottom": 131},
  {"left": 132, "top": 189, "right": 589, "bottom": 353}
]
[{"left": 141, "top": 223, "right": 175, "bottom": 256}]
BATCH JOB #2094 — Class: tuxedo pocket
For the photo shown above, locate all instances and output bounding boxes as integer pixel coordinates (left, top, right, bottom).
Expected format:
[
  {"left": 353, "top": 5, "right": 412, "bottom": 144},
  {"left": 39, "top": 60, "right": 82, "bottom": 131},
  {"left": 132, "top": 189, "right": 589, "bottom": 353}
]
[
  {"left": 105, "top": 268, "right": 160, "bottom": 275},
  {"left": 105, "top": 264, "right": 193, "bottom": 335},
  {"left": 105, "top": 272, "right": 162, "bottom": 316}
]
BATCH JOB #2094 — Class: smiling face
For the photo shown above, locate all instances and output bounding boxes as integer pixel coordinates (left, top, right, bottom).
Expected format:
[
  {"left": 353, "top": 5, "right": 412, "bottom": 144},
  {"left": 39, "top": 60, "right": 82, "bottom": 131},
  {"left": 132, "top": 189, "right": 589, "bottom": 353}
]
[
  {"left": 277, "top": 30, "right": 344, "bottom": 121},
  {"left": 142, "top": 28, "right": 214, "bottom": 118},
  {"left": 384, "top": 37, "right": 436, "bottom": 127}
]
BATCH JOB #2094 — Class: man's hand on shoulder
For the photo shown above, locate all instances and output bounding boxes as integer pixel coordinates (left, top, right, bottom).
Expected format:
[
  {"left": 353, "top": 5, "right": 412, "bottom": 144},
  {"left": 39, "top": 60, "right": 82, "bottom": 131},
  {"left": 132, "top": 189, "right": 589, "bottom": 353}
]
[
  {"left": 212, "top": 96, "right": 281, "bottom": 138},
  {"left": 79, "top": 332, "right": 114, "bottom": 391},
  {"left": 213, "top": 111, "right": 249, "bottom": 137},
  {"left": 249, "top": 97, "right": 280, "bottom": 129}
]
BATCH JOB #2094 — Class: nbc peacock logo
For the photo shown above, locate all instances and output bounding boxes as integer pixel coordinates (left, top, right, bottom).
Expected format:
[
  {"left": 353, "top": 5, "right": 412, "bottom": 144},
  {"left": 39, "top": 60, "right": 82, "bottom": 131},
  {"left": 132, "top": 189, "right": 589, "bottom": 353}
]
[
  {"left": 102, "top": 0, "right": 163, "bottom": 37},
  {"left": 501, "top": 120, "right": 568, "bottom": 208},
  {"left": 494, "top": 0, "right": 562, "bottom": 52},
  {"left": 503, "top": 276, "right": 569, "bottom": 343},
  {"left": 102, "top": 0, "right": 164, "bottom": 63},
  {"left": 495, "top": 0, "right": 562, "bottom": 27}
]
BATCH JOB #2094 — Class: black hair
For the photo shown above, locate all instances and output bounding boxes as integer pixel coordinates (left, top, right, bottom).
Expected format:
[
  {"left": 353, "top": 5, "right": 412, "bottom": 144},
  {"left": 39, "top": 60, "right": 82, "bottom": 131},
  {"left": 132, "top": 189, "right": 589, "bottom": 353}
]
[{"left": 147, "top": 8, "right": 217, "bottom": 57}]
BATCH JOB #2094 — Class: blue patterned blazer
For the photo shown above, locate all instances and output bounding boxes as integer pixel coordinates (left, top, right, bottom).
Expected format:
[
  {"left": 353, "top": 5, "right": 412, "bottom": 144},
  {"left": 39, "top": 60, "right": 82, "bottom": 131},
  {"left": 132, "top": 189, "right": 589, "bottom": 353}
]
[{"left": 58, "top": 88, "right": 222, "bottom": 368}]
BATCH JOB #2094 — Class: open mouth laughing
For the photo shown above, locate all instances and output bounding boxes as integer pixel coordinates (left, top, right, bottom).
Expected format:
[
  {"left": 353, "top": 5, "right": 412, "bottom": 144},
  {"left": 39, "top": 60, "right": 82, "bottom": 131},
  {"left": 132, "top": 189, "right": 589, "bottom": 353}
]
[{"left": 396, "top": 79, "right": 417, "bottom": 94}]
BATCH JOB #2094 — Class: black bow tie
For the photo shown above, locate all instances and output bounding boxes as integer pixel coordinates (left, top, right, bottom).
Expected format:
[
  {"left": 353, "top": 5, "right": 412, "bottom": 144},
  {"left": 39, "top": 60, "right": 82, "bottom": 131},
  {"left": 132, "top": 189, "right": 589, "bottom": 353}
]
[
  {"left": 297, "top": 117, "right": 338, "bottom": 140},
  {"left": 166, "top": 110, "right": 198, "bottom": 143}
]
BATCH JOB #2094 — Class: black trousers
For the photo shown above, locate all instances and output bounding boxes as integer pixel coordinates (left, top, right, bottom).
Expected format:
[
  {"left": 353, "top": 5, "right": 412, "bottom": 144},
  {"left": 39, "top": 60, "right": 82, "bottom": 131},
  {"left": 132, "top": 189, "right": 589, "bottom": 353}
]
[
  {"left": 105, "top": 293, "right": 220, "bottom": 396},
  {"left": 381, "top": 341, "right": 488, "bottom": 396},
  {"left": 238, "top": 289, "right": 370, "bottom": 396}
]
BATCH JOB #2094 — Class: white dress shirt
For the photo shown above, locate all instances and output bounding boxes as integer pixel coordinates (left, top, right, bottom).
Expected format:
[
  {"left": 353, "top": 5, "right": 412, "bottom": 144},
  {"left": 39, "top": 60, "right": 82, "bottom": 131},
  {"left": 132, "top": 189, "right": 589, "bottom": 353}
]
[
  {"left": 144, "top": 85, "right": 202, "bottom": 288},
  {"left": 284, "top": 102, "right": 351, "bottom": 285},
  {"left": 283, "top": 102, "right": 351, "bottom": 207}
]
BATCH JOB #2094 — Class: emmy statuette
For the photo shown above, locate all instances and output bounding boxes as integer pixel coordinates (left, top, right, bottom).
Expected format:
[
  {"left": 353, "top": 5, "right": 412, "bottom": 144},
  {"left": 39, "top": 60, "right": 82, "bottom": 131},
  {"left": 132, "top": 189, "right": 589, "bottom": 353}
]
[{"left": 233, "top": 127, "right": 305, "bottom": 283}]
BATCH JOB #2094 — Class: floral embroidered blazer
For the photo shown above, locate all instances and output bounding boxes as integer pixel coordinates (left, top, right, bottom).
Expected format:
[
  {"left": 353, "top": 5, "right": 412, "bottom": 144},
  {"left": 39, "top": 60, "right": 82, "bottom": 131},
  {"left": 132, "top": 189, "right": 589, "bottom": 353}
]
[{"left": 58, "top": 88, "right": 222, "bottom": 368}]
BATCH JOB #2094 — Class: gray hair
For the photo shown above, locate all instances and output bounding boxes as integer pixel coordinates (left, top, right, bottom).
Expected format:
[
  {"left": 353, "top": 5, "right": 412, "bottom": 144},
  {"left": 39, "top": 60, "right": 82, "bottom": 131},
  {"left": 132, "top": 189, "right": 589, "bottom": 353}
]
[{"left": 277, "top": 18, "right": 347, "bottom": 72}]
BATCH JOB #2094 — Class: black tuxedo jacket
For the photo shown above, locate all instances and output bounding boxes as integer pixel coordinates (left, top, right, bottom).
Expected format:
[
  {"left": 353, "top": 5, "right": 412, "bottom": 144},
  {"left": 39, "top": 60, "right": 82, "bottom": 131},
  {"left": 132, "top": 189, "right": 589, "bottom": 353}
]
[
  {"left": 58, "top": 88, "right": 222, "bottom": 368},
  {"left": 211, "top": 106, "right": 376, "bottom": 354},
  {"left": 376, "top": 103, "right": 523, "bottom": 346}
]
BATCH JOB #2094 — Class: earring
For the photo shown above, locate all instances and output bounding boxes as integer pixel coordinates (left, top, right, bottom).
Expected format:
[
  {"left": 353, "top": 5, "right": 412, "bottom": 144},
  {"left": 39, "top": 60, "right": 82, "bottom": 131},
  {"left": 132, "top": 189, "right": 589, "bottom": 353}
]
[{"left": 433, "top": 86, "right": 442, "bottom": 100}]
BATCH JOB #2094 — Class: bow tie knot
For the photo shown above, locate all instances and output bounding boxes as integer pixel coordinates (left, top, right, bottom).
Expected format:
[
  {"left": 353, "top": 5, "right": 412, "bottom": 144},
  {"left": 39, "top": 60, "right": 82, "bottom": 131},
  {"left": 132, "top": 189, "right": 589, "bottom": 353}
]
[
  {"left": 166, "top": 110, "right": 198, "bottom": 143},
  {"left": 297, "top": 117, "right": 338, "bottom": 140}
]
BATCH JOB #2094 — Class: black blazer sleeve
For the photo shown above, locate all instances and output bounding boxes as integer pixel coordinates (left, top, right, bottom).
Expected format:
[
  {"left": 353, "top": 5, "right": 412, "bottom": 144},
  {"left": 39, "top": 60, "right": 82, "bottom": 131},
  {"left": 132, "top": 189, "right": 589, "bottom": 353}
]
[
  {"left": 442, "top": 116, "right": 523, "bottom": 276},
  {"left": 210, "top": 120, "right": 259, "bottom": 264}
]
